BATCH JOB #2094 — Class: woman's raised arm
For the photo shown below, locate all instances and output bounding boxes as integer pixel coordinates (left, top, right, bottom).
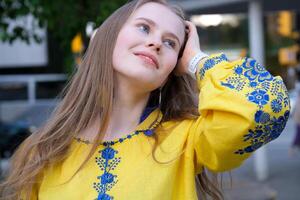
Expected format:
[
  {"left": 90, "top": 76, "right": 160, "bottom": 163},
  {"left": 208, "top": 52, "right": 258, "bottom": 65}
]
[{"left": 186, "top": 53, "right": 290, "bottom": 173}]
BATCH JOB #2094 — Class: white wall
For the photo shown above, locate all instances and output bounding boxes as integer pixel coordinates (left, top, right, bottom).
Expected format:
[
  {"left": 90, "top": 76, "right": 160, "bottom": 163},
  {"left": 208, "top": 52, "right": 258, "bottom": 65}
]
[{"left": 0, "top": 15, "right": 48, "bottom": 68}]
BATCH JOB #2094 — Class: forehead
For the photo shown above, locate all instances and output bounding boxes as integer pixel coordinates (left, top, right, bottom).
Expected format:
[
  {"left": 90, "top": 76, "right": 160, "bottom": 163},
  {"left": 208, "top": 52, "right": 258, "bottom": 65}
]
[{"left": 129, "top": 2, "right": 185, "bottom": 43}]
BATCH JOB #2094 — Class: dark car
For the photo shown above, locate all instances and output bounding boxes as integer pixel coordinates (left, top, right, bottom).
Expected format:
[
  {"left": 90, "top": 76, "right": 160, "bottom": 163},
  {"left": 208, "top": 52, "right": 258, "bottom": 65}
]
[{"left": 0, "top": 120, "right": 32, "bottom": 158}]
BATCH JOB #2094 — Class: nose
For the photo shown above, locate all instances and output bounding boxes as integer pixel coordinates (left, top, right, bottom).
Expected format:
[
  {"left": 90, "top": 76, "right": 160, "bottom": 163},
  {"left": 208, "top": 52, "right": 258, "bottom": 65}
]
[{"left": 146, "top": 36, "right": 161, "bottom": 52}]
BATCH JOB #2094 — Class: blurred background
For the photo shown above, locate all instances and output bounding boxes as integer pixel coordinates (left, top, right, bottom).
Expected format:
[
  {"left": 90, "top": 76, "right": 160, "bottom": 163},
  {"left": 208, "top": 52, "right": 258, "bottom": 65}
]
[{"left": 0, "top": 0, "right": 300, "bottom": 199}]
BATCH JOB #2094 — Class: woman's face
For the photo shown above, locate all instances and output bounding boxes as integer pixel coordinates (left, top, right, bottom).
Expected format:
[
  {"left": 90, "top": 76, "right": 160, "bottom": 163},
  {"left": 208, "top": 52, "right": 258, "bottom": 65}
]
[{"left": 112, "top": 2, "right": 185, "bottom": 91}]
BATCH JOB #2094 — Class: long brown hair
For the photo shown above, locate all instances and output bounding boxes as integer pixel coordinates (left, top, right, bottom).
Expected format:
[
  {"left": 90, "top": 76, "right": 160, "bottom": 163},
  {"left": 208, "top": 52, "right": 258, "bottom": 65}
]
[{"left": 0, "top": 0, "right": 223, "bottom": 199}]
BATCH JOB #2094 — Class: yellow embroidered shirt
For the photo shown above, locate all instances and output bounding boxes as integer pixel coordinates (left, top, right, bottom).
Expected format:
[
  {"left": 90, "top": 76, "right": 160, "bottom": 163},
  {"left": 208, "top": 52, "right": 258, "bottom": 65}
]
[{"left": 32, "top": 53, "right": 290, "bottom": 200}]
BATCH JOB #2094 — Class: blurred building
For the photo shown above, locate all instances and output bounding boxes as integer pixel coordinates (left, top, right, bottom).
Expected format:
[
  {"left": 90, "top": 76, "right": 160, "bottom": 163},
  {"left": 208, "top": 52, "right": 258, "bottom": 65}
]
[{"left": 0, "top": 15, "right": 67, "bottom": 127}]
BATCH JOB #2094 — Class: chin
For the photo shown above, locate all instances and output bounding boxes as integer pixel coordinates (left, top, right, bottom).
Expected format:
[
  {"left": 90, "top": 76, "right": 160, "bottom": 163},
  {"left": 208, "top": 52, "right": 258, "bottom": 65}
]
[
  {"left": 134, "top": 75, "right": 159, "bottom": 88},
  {"left": 114, "top": 64, "right": 163, "bottom": 90},
  {"left": 124, "top": 73, "right": 161, "bottom": 91}
]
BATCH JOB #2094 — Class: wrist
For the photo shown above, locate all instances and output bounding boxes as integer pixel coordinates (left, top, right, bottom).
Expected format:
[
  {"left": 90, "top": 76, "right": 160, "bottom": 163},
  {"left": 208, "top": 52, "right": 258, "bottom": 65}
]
[{"left": 187, "top": 51, "right": 209, "bottom": 79}]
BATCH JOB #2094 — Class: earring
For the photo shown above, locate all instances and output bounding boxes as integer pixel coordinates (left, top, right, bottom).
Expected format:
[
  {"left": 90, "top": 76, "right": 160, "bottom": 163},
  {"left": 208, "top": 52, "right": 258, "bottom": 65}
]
[{"left": 158, "top": 87, "right": 162, "bottom": 107}]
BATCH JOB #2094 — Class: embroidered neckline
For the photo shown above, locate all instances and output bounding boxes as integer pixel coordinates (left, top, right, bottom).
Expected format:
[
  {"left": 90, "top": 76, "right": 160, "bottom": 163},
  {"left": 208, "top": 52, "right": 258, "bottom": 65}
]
[
  {"left": 79, "top": 108, "right": 163, "bottom": 200},
  {"left": 73, "top": 108, "right": 162, "bottom": 146},
  {"left": 74, "top": 129, "right": 153, "bottom": 146}
]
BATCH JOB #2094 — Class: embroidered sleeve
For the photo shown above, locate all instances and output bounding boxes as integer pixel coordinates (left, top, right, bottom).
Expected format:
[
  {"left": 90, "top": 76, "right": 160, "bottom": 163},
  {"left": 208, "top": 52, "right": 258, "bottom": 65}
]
[{"left": 190, "top": 53, "right": 290, "bottom": 172}]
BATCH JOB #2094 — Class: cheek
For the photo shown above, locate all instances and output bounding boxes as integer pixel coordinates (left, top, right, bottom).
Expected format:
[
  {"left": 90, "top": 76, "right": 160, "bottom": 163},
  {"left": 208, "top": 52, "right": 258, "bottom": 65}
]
[
  {"left": 156, "top": 53, "right": 178, "bottom": 86},
  {"left": 112, "top": 27, "right": 139, "bottom": 70},
  {"left": 113, "top": 30, "right": 129, "bottom": 69},
  {"left": 114, "top": 31, "right": 130, "bottom": 53},
  {"left": 162, "top": 53, "right": 178, "bottom": 75},
  {"left": 115, "top": 27, "right": 137, "bottom": 50}
]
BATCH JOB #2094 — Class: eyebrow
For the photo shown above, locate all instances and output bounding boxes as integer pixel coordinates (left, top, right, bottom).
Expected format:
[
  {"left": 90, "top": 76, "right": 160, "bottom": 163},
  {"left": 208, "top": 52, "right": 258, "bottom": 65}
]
[{"left": 135, "top": 17, "right": 181, "bottom": 46}]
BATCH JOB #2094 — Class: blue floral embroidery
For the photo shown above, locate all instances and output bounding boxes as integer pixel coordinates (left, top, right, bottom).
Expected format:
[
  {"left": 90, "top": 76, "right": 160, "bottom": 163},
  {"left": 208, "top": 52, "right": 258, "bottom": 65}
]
[
  {"left": 235, "top": 110, "right": 290, "bottom": 154},
  {"left": 271, "top": 99, "right": 282, "bottom": 113},
  {"left": 255, "top": 110, "right": 270, "bottom": 123},
  {"left": 92, "top": 108, "right": 161, "bottom": 199},
  {"left": 242, "top": 58, "right": 273, "bottom": 82},
  {"left": 93, "top": 146, "right": 120, "bottom": 200},
  {"left": 211, "top": 56, "right": 290, "bottom": 155},
  {"left": 75, "top": 107, "right": 162, "bottom": 199},
  {"left": 97, "top": 193, "right": 112, "bottom": 200},
  {"left": 247, "top": 89, "right": 269, "bottom": 108},
  {"left": 249, "top": 81, "right": 258, "bottom": 88},
  {"left": 139, "top": 106, "right": 157, "bottom": 123},
  {"left": 199, "top": 54, "right": 228, "bottom": 80},
  {"left": 102, "top": 147, "right": 117, "bottom": 159},
  {"left": 220, "top": 57, "right": 274, "bottom": 92},
  {"left": 100, "top": 172, "right": 115, "bottom": 184},
  {"left": 93, "top": 129, "right": 158, "bottom": 199}
]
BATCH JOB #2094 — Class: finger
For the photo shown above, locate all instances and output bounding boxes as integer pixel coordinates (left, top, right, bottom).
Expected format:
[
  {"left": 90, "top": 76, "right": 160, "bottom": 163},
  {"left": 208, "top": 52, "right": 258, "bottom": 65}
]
[
  {"left": 184, "top": 21, "right": 201, "bottom": 48},
  {"left": 185, "top": 21, "right": 197, "bottom": 35}
]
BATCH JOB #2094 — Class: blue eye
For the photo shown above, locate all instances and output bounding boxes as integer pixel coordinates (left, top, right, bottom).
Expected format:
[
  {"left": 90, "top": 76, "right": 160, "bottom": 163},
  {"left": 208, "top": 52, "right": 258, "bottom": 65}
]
[
  {"left": 164, "top": 39, "right": 176, "bottom": 48},
  {"left": 138, "top": 24, "right": 150, "bottom": 33},
  {"left": 137, "top": 23, "right": 176, "bottom": 49}
]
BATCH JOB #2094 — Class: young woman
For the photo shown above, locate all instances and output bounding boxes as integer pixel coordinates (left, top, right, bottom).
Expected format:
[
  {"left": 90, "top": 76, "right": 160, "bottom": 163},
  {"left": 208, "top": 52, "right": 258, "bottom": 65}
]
[{"left": 0, "top": 0, "right": 290, "bottom": 199}]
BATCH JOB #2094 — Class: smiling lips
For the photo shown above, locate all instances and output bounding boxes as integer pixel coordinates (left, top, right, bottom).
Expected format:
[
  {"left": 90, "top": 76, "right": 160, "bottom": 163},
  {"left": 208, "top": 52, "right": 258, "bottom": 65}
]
[{"left": 134, "top": 52, "right": 159, "bottom": 69}]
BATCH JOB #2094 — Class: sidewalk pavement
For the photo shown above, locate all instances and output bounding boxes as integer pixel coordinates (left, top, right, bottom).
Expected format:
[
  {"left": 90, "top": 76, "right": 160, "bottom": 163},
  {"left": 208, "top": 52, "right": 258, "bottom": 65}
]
[{"left": 222, "top": 119, "right": 300, "bottom": 200}]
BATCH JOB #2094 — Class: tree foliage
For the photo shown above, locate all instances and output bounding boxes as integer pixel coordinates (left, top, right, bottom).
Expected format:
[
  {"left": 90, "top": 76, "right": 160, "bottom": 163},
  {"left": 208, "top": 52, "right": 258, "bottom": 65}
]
[{"left": 0, "top": 0, "right": 128, "bottom": 71}]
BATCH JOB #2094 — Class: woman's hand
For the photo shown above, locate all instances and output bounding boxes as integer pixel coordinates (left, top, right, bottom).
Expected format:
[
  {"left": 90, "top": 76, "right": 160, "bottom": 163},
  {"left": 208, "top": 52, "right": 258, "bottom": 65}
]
[{"left": 174, "top": 21, "right": 202, "bottom": 75}]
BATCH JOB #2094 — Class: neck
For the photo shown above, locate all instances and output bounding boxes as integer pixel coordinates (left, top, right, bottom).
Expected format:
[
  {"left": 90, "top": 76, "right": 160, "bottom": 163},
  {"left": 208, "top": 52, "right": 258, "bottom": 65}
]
[
  {"left": 104, "top": 75, "right": 151, "bottom": 140},
  {"left": 77, "top": 75, "right": 154, "bottom": 142}
]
